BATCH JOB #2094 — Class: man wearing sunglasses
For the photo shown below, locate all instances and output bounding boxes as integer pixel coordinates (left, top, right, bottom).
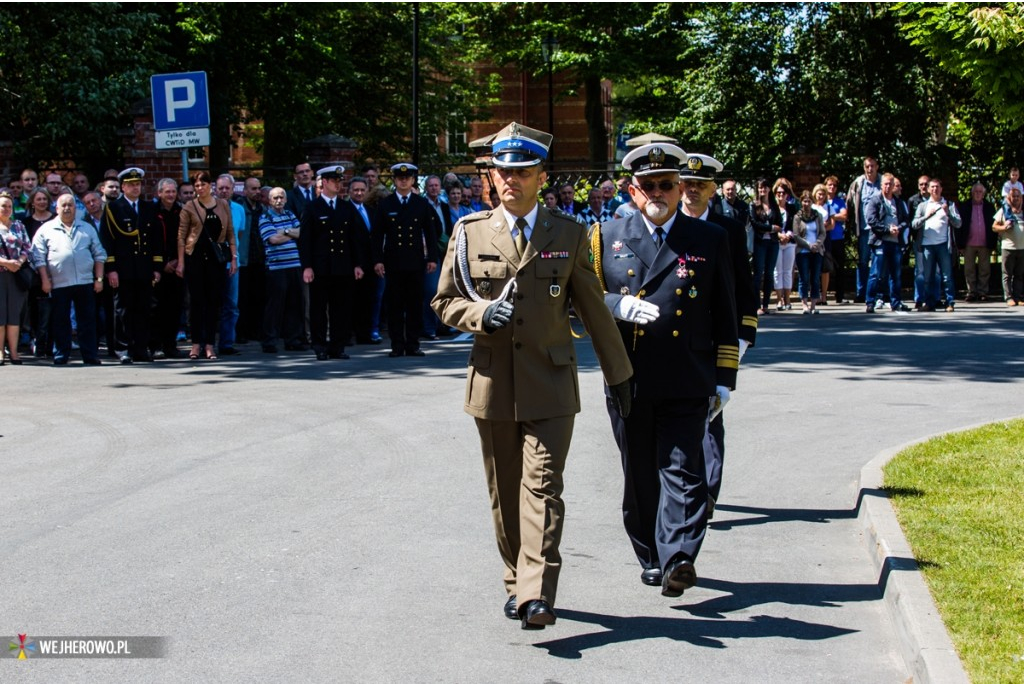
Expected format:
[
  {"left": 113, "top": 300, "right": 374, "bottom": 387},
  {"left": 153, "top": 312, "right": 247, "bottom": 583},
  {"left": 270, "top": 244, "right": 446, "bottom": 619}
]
[{"left": 591, "top": 141, "right": 738, "bottom": 599}]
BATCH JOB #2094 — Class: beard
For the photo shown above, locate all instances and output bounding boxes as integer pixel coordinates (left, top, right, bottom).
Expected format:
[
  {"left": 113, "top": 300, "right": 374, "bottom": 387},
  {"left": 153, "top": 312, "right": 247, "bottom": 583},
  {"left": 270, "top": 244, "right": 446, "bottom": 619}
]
[{"left": 644, "top": 201, "right": 670, "bottom": 222}]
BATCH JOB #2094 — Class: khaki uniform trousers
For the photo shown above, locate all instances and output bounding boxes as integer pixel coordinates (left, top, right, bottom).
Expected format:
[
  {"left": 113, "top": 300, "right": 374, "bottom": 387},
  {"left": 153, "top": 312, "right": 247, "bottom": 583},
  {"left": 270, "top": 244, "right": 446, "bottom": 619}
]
[{"left": 475, "top": 415, "right": 574, "bottom": 608}]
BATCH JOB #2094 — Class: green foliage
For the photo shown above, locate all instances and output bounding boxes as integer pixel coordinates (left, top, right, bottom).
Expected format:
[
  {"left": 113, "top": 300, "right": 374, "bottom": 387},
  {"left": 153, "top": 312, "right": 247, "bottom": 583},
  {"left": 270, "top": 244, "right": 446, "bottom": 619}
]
[
  {"left": 896, "top": 2, "right": 1024, "bottom": 129},
  {"left": 0, "top": 3, "right": 173, "bottom": 177},
  {"left": 884, "top": 419, "right": 1024, "bottom": 683}
]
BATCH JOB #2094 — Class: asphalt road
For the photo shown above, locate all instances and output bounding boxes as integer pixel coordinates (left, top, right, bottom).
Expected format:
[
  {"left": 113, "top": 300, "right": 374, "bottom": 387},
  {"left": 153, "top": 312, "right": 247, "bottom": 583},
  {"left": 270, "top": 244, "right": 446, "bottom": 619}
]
[{"left": 2, "top": 301, "right": 1020, "bottom": 682}]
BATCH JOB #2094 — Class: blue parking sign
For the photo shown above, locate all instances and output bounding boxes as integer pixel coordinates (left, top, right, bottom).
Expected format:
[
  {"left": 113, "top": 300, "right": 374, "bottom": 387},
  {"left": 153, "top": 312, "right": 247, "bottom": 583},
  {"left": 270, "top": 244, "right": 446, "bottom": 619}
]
[{"left": 151, "top": 72, "right": 210, "bottom": 131}]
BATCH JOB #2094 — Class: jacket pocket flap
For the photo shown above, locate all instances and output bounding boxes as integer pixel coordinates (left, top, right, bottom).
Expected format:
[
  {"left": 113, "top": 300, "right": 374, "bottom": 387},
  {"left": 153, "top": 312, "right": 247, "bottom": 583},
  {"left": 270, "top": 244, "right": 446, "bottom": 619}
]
[
  {"left": 534, "top": 261, "right": 564, "bottom": 278},
  {"left": 469, "top": 261, "right": 508, "bottom": 279},
  {"left": 547, "top": 344, "right": 575, "bottom": 366},
  {"left": 470, "top": 346, "right": 492, "bottom": 369}
]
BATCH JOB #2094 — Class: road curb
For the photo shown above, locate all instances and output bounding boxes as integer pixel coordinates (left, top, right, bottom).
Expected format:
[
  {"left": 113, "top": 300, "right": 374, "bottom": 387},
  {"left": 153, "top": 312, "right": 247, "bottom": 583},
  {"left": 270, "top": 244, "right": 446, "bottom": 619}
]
[{"left": 859, "top": 440, "right": 970, "bottom": 684}]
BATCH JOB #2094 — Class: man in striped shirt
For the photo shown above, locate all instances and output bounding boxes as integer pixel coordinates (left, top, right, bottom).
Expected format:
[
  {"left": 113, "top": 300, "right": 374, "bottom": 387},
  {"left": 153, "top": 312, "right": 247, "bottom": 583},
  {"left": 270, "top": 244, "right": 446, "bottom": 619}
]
[{"left": 259, "top": 187, "right": 305, "bottom": 353}]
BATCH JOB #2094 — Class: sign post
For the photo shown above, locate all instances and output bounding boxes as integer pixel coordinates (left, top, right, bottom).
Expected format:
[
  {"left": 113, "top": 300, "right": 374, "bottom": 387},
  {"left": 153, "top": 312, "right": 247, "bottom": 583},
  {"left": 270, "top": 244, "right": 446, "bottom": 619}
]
[{"left": 150, "top": 71, "right": 211, "bottom": 182}]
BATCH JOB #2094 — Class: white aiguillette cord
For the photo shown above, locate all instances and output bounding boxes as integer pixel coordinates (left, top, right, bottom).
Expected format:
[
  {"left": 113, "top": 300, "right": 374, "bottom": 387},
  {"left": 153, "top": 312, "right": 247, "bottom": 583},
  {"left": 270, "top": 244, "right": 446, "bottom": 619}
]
[{"left": 453, "top": 220, "right": 517, "bottom": 304}]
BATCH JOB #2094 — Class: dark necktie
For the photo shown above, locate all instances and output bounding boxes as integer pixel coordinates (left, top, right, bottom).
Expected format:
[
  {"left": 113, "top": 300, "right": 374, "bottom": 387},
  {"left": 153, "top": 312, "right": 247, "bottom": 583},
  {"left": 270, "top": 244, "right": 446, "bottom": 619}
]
[
  {"left": 329, "top": 198, "right": 335, "bottom": 211},
  {"left": 654, "top": 226, "right": 665, "bottom": 249},
  {"left": 514, "top": 217, "right": 528, "bottom": 262},
  {"left": 305, "top": 188, "right": 312, "bottom": 203},
  {"left": 131, "top": 201, "right": 138, "bottom": 217},
  {"left": 401, "top": 196, "right": 408, "bottom": 206}
]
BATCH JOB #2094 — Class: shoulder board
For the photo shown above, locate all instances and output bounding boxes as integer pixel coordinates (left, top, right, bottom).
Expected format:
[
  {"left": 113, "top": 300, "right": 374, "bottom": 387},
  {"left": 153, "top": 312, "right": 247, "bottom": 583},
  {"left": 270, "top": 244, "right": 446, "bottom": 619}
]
[
  {"left": 461, "top": 210, "right": 492, "bottom": 224},
  {"left": 548, "top": 207, "right": 574, "bottom": 221}
]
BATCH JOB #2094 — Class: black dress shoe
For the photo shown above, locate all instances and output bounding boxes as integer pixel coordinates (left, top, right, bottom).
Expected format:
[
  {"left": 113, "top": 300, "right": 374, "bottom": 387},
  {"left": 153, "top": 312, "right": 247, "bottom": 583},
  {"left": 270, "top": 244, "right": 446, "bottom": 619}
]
[
  {"left": 328, "top": 352, "right": 350, "bottom": 360},
  {"left": 503, "top": 595, "right": 518, "bottom": 620},
  {"left": 83, "top": 358, "right": 102, "bottom": 366},
  {"left": 407, "top": 349, "right": 425, "bottom": 357},
  {"left": 640, "top": 567, "right": 663, "bottom": 587},
  {"left": 661, "top": 557, "right": 697, "bottom": 598},
  {"left": 285, "top": 343, "right": 309, "bottom": 351},
  {"left": 519, "top": 599, "right": 556, "bottom": 630},
  {"left": 388, "top": 350, "right": 404, "bottom": 358},
  {"left": 119, "top": 354, "right": 134, "bottom": 365}
]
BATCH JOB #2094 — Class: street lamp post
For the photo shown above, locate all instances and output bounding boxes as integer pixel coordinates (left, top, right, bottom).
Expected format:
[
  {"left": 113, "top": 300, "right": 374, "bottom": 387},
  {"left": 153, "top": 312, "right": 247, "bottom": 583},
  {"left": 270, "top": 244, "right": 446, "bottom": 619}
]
[{"left": 541, "top": 34, "right": 558, "bottom": 166}]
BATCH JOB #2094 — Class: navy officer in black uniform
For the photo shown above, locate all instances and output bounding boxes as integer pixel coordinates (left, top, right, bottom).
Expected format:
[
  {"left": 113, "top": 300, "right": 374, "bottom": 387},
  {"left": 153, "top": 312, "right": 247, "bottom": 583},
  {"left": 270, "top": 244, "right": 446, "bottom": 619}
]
[
  {"left": 591, "top": 142, "right": 739, "bottom": 597},
  {"left": 297, "top": 164, "right": 366, "bottom": 361},
  {"left": 99, "top": 167, "right": 163, "bottom": 363},
  {"left": 371, "top": 162, "right": 441, "bottom": 357},
  {"left": 678, "top": 153, "right": 758, "bottom": 517}
]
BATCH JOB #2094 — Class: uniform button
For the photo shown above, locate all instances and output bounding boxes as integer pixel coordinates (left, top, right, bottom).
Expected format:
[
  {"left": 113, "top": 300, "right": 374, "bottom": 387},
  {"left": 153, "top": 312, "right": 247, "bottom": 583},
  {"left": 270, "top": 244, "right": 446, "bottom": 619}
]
[
  {"left": 672, "top": 330, "right": 679, "bottom": 337},
  {"left": 676, "top": 288, "right": 683, "bottom": 296},
  {"left": 638, "top": 330, "right": 645, "bottom": 337},
  {"left": 638, "top": 289, "right": 646, "bottom": 296},
  {"left": 676, "top": 310, "right": 682, "bottom": 316}
]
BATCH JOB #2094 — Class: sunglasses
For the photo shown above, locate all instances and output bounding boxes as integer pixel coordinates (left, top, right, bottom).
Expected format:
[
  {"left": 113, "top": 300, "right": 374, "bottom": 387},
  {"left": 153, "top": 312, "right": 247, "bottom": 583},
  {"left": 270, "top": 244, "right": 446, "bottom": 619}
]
[{"left": 636, "top": 180, "right": 678, "bottom": 193}]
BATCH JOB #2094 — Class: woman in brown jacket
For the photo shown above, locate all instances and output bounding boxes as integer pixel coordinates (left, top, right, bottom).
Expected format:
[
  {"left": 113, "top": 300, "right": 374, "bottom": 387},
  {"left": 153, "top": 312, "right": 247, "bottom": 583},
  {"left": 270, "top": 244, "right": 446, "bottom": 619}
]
[{"left": 176, "top": 171, "right": 236, "bottom": 359}]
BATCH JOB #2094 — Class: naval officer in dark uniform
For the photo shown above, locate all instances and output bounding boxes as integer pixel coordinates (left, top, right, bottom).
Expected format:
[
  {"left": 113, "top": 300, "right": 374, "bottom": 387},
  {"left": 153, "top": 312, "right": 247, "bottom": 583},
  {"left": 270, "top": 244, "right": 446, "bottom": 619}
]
[
  {"left": 592, "top": 142, "right": 739, "bottom": 598},
  {"left": 99, "top": 167, "right": 163, "bottom": 363},
  {"left": 677, "top": 153, "right": 758, "bottom": 516},
  {"left": 432, "top": 123, "right": 633, "bottom": 629},
  {"left": 297, "top": 165, "right": 365, "bottom": 361},
  {"left": 372, "top": 162, "right": 441, "bottom": 357}
]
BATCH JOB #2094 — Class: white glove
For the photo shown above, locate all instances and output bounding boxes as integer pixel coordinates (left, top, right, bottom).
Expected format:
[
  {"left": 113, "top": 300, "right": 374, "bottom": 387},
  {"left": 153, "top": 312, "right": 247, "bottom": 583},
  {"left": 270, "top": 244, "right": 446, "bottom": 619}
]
[
  {"left": 708, "top": 385, "right": 731, "bottom": 421},
  {"left": 739, "top": 339, "right": 749, "bottom": 362},
  {"left": 613, "top": 296, "right": 660, "bottom": 324}
]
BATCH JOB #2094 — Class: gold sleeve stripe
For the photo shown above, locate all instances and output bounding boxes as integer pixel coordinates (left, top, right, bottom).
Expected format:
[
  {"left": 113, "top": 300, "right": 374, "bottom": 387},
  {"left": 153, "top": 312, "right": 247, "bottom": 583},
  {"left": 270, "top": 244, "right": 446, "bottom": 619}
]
[
  {"left": 718, "top": 358, "right": 740, "bottom": 370},
  {"left": 718, "top": 345, "right": 740, "bottom": 369},
  {"left": 742, "top": 316, "right": 759, "bottom": 329}
]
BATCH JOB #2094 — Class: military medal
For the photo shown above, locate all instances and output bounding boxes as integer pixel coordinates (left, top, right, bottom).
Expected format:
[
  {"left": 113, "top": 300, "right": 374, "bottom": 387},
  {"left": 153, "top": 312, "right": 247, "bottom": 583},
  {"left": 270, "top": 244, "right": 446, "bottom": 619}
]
[
  {"left": 612, "top": 240, "right": 624, "bottom": 252},
  {"left": 689, "top": 286, "right": 698, "bottom": 298},
  {"left": 620, "top": 286, "right": 630, "bottom": 295},
  {"left": 479, "top": 280, "right": 492, "bottom": 296},
  {"left": 676, "top": 266, "right": 686, "bottom": 279},
  {"left": 550, "top": 283, "right": 561, "bottom": 297}
]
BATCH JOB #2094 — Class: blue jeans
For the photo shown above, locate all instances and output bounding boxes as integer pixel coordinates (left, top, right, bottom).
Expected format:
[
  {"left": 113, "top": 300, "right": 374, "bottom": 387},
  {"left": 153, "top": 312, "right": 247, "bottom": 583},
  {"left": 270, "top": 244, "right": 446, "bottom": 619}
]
[
  {"left": 752, "top": 239, "right": 779, "bottom": 309},
  {"left": 219, "top": 267, "right": 239, "bottom": 349},
  {"left": 913, "top": 248, "right": 941, "bottom": 304},
  {"left": 855, "top": 230, "right": 871, "bottom": 300},
  {"left": 920, "top": 243, "right": 956, "bottom": 307},
  {"left": 422, "top": 267, "right": 441, "bottom": 336},
  {"left": 795, "top": 252, "right": 822, "bottom": 300},
  {"left": 866, "top": 241, "right": 903, "bottom": 308}
]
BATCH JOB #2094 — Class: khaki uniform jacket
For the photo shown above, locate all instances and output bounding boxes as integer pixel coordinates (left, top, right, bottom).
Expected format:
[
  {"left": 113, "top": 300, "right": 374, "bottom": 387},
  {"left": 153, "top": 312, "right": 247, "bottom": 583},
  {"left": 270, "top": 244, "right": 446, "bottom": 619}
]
[{"left": 432, "top": 205, "right": 632, "bottom": 422}]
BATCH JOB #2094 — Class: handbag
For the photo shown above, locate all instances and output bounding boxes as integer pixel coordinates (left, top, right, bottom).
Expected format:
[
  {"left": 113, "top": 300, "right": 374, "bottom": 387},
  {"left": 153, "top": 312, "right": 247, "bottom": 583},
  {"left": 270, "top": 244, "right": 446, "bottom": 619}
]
[
  {"left": 194, "top": 200, "right": 232, "bottom": 264},
  {"left": 1, "top": 240, "right": 34, "bottom": 291}
]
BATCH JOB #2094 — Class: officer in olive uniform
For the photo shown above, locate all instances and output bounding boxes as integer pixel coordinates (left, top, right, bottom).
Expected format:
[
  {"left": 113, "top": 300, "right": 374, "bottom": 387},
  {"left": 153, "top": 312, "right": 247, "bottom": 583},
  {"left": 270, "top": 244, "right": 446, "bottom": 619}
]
[
  {"left": 99, "top": 167, "right": 163, "bottom": 363},
  {"left": 592, "top": 142, "right": 739, "bottom": 598},
  {"left": 372, "top": 162, "right": 440, "bottom": 357},
  {"left": 297, "top": 165, "right": 366, "bottom": 361},
  {"left": 432, "top": 123, "right": 633, "bottom": 630},
  {"left": 677, "top": 153, "right": 758, "bottom": 515}
]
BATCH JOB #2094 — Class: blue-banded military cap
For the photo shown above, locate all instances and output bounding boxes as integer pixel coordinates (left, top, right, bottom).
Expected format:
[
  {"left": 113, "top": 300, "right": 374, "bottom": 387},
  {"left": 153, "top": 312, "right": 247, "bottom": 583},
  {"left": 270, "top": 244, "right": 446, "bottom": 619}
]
[
  {"left": 679, "top": 153, "right": 724, "bottom": 182},
  {"left": 118, "top": 167, "right": 145, "bottom": 183},
  {"left": 490, "top": 122, "right": 552, "bottom": 168},
  {"left": 317, "top": 164, "right": 346, "bottom": 180},
  {"left": 390, "top": 162, "right": 418, "bottom": 178},
  {"left": 622, "top": 143, "right": 687, "bottom": 178}
]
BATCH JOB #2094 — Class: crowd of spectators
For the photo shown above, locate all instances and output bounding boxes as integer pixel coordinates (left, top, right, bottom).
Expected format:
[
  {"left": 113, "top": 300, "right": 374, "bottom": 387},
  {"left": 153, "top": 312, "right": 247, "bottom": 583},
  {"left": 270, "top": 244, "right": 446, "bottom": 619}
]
[{"left": 1, "top": 156, "right": 1019, "bottom": 365}]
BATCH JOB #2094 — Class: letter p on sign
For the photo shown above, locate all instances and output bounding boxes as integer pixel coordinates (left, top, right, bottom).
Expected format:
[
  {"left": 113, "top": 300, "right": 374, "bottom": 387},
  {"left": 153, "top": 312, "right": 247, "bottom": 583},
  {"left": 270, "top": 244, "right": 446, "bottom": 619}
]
[{"left": 164, "top": 80, "right": 195, "bottom": 124}]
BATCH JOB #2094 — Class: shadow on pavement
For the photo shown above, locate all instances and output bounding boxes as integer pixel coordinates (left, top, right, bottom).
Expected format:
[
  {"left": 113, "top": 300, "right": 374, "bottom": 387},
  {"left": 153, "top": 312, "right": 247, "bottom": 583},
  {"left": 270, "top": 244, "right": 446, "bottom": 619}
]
[{"left": 533, "top": 609, "right": 857, "bottom": 658}]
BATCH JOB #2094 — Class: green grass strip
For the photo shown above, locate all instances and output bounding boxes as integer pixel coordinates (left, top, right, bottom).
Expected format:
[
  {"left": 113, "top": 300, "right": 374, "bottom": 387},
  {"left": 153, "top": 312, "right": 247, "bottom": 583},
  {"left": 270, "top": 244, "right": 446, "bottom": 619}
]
[{"left": 884, "top": 419, "right": 1024, "bottom": 683}]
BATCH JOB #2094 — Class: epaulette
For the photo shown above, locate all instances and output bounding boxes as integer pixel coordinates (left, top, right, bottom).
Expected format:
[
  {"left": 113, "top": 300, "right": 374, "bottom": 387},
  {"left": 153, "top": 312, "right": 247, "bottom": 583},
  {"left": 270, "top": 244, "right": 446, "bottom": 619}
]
[
  {"left": 548, "top": 207, "right": 575, "bottom": 221},
  {"left": 461, "top": 209, "right": 492, "bottom": 224}
]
